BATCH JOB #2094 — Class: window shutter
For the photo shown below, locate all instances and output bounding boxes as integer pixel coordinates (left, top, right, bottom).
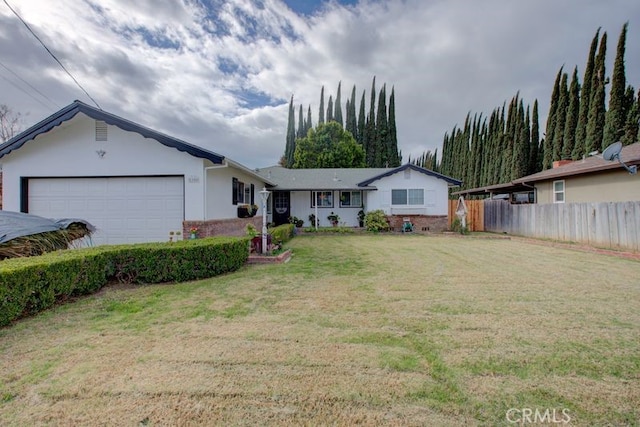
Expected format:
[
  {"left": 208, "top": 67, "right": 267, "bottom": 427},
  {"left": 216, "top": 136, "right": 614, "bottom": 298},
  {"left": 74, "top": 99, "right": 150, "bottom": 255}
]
[
  {"left": 250, "top": 184, "right": 255, "bottom": 205},
  {"left": 232, "top": 178, "right": 238, "bottom": 205}
]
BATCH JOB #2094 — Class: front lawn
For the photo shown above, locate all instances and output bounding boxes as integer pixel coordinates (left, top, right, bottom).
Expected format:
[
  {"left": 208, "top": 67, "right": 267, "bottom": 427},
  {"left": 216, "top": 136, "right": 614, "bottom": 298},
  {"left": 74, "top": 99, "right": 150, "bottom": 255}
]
[{"left": 1, "top": 235, "right": 638, "bottom": 425}]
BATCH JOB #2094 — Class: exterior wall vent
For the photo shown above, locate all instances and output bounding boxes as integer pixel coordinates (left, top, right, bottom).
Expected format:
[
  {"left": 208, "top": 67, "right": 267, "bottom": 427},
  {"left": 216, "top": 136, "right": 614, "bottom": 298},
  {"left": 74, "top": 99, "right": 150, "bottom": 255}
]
[{"left": 95, "top": 121, "right": 107, "bottom": 141}]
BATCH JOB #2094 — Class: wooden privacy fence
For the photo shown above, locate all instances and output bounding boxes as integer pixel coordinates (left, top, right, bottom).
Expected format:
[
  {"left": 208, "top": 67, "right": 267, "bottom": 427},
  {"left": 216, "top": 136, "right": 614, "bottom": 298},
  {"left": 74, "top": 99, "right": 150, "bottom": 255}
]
[
  {"left": 484, "top": 200, "right": 640, "bottom": 251},
  {"left": 448, "top": 199, "right": 484, "bottom": 232}
]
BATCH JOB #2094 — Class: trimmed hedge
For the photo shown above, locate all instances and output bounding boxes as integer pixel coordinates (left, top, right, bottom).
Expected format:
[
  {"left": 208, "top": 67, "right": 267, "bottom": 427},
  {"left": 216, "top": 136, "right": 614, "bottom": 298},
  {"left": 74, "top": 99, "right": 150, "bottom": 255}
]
[
  {"left": 0, "top": 237, "right": 249, "bottom": 326},
  {"left": 269, "top": 223, "right": 295, "bottom": 245}
]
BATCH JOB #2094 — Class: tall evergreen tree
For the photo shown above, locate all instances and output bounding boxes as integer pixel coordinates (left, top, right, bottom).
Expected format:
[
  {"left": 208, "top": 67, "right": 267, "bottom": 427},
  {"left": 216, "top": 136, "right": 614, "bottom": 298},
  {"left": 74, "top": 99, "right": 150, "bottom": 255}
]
[
  {"left": 284, "top": 95, "right": 296, "bottom": 168},
  {"left": 318, "top": 86, "right": 325, "bottom": 124},
  {"left": 622, "top": 88, "right": 640, "bottom": 145},
  {"left": 585, "top": 31, "right": 607, "bottom": 153},
  {"left": 334, "top": 81, "right": 343, "bottom": 127},
  {"left": 326, "top": 95, "right": 334, "bottom": 123},
  {"left": 357, "top": 90, "right": 366, "bottom": 146},
  {"left": 543, "top": 67, "right": 563, "bottom": 169},
  {"left": 346, "top": 85, "right": 358, "bottom": 140},
  {"left": 603, "top": 22, "right": 628, "bottom": 147},
  {"left": 512, "top": 100, "right": 529, "bottom": 179},
  {"left": 574, "top": 28, "right": 600, "bottom": 159},
  {"left": 366, "top": 77, "right": 377, "bottom": 166},
  {"left": 305, "top": 105, "right": 312, "bottom": 135},
  {"left": 296, "top": 104, "right": 304, "bottom": 139},
  {"left": 563, "top": 67, "right": 580, "bottom": 159},
  {"left": 529, "top": 100, "right": 540, "bottom": 174},
  {"left": 552, "top": 72, "right": 568, "bottom": 162},
  {"left": 375, "top": 84, "right": 388, "bottom": 167},
  {"left": 387, "top": 86, "right": 400, "bottom": 166}
]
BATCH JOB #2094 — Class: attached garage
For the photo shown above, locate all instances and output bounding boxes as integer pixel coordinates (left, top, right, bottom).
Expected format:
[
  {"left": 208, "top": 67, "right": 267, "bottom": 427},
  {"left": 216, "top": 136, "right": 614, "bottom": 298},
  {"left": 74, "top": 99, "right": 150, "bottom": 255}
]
[{"left": 26, "top": 176, "right": 184, "bottom": 245}]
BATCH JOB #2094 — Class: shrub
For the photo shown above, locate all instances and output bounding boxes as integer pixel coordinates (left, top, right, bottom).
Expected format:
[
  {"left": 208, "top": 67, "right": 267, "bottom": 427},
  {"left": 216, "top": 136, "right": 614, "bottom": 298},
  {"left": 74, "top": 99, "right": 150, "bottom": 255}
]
[
  {"left": 269, "top": 223, "right": 295, "bottom": 245},
  {"left": 364, "top": 210, "right": 390, "bottom": 232},
  {"left": 450, "top": 218, "right": 470, "bottom": 235},
  {"left": 0, "top": 237, "right": 249, "bottom": 326}
]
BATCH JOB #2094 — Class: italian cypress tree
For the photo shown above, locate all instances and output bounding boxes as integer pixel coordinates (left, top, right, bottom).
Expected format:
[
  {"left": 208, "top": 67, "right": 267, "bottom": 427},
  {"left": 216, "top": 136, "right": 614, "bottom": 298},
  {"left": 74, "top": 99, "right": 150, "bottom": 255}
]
[
  {"left": 563, "top": 68, "right": 580, "bottom": 160},
  {"left": 346, "top": 85, "right": 358, "bottom": 141},
  {"left": 512, "top": 100, "right": 529, "bottom": 179},
  {"left": 543, "top": 67, "right": 563, "bottom": 169},
  {"left": 375, "top": 84, "right": 388, "bottom": 167},
  {"left": 529, "top": 99, "right": 540, "bottom": 174},
  {"left": 297, "top": 104, "right": 304, "bottom": 139},
  {"left": 326, "top": 95, "right": 334, "bottom": 123},
  {"left": 305, "top": 105, "right": 312, "bottom": 135},
  {"left": 318, "top": 86, "right": 325, "bottom": 124},
  {"left": 603, "top": 22, "right": 628, "bottom": 147},
  {"left": 334, "top": 81, "right": 343, "bottom": 127},
  {"left": 574, "top": 28, "right": 600, "bottom": 159},
  {"left": 552, "top": 72, "right": 568, "bottom": 162},
  {"left": 585, "top": 32, "right": 607, "bottom": 153},
  {"left": 622, "top": 88, "right": 639, "bottom": 145},
  {"left": 387, "top": 86, "right": 400, "bottom": 166},
  {"left": 284, "top": 95, "right": 296, "bottom": 168},
  {"left": 366, "top": 77, "right": 377, "bottom": 166},
  {"left": 357, "top": 90, "right": 366, "bottom": 145}
]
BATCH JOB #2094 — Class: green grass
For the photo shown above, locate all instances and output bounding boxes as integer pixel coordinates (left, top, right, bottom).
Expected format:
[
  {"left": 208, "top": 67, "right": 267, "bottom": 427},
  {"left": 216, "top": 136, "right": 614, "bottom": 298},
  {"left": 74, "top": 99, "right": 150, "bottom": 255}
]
[{"left": 1, "top": 234, "right": 639, "bottom": 426}]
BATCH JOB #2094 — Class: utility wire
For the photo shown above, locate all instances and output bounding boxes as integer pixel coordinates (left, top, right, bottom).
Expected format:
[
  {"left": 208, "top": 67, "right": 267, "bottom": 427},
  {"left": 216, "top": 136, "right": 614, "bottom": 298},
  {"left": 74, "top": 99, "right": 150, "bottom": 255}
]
[
  {"left": 0, "top": 60, "right": 60, "bottom": 110},
  {"left": 3, "top": 0, "right": 102, "bottom": 109},
  {"left": 0, "top": 72, "right": 55, "bottom": 110}
]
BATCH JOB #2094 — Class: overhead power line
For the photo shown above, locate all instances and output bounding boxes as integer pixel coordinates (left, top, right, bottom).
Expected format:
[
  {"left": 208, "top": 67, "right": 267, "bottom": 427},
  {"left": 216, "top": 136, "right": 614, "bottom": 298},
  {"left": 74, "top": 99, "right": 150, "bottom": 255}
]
[
  {"left": 0, "top": 60, "right": 60, "bottom": 110},
  {"left": 2, "top": 0, "right": 102, "bottom": 109}
]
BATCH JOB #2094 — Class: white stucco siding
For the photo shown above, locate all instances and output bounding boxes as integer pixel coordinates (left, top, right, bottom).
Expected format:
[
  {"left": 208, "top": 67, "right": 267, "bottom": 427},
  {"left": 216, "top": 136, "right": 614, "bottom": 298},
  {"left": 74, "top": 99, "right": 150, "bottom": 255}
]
[
  {"left": 205, "top": 165, "right": 268, "bottom": 220},
  {"left": 364, "top": 169, "right": 450, "bottom": 215},
  {"left": 1, "top": 114, "right": 206, "bottom": 220},
  {"left": 289, "top": 190, "right": 363, "bottom": 227}
]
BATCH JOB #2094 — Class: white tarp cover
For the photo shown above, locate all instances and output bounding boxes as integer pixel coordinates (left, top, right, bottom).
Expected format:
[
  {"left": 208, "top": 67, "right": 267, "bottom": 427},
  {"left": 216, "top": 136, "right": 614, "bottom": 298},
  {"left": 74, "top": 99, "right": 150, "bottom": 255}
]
[{"left": 0, "top": 211, "right": 95, "bottom": 244}]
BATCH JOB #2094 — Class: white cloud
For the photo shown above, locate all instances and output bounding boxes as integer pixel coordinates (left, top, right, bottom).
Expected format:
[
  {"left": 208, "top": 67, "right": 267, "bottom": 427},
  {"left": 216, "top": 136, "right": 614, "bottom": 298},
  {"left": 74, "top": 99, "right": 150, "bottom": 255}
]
[{"left": 1, "top": 0, "right": 639, "bottom": 167}]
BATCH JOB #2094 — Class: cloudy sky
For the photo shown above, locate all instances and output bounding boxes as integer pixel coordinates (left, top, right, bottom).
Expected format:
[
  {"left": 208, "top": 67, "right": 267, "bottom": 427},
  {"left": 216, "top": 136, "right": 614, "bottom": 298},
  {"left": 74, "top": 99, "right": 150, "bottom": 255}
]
[{"left": 1, "top": 0, "right": 639, "bottom": 168}]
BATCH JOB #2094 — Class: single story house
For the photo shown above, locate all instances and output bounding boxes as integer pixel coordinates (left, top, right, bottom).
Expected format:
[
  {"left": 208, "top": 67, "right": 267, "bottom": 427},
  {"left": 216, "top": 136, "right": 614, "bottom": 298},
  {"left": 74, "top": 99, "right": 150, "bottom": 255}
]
[
  {"left": 0, "top": 101, "right": 462, "bottom": 244},
  {"left": 454, "top": 142, "right": 640, "bottom": 204},
  {"left": 256, "top": 164, "right": 461, "bottom": 230}
]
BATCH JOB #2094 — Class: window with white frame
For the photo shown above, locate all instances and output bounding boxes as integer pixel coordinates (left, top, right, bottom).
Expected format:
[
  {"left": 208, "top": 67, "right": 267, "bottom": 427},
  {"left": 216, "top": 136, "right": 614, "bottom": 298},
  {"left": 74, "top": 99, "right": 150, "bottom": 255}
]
[
  {"left": 311, "top": 191, "right": 333, "bottom": 208},
  {"left": 392, "top": 189, "right": 424, "bottom": 205},
  {"left": 553, "top": 180, "right": 565, "bottom": 203},
  {"left": 340, "top": 191, "right": 362, "bottom": 208}
]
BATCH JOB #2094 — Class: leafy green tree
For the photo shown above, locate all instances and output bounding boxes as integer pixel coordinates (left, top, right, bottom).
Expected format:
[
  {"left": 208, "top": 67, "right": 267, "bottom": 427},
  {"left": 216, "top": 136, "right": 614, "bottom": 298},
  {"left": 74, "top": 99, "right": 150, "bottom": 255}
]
[
  {"left": 603, "top": 22, "right": 628, "bottom": 147},
  {"left": 292, "top": 122, "right": 366, "bottom": 168}
]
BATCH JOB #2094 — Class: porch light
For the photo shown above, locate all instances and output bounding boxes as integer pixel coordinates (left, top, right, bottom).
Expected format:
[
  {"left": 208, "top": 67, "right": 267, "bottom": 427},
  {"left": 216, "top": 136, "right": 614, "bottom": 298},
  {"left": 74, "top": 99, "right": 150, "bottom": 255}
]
[{"left": 259, "top": 187, "right": 270, "bottom": 254}]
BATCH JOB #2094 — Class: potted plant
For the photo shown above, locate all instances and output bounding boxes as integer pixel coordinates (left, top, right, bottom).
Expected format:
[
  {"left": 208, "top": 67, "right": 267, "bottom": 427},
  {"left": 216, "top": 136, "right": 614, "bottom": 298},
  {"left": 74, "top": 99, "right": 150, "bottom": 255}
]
[
  {"left": 357, "top": 210, "right": 365, "bottom": 228},
  {"left": 237, "top": 204, "right": 258, "bottom": 218},
  {"left": 327, "top": 212, "right": 340, "bottom": 227},
  {"left": 288, "top": 216, "right": 304, "bottom": 228},
  {"left": 189, "top": 227, "right": 199, "bottom": 239},
  {"left": 308, "top": 213, "right": 318, "bottom": 228}
]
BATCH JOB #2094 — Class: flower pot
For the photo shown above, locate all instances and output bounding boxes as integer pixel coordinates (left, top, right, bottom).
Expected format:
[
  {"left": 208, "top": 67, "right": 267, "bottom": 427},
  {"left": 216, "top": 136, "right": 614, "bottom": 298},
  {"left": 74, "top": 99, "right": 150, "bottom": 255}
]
[
  {"left": 237, "top": 206, "right": 257, "bottom": 218},
  {"left": 190, "top": 233, "right": 197, "bottom": 239}
]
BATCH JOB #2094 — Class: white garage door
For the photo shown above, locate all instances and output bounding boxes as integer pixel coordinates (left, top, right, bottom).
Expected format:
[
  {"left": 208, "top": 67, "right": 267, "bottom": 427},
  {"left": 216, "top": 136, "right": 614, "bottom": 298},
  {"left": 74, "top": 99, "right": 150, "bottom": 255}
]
[{"left": 28, "top": 176, "right": 184, "bottom": 245}]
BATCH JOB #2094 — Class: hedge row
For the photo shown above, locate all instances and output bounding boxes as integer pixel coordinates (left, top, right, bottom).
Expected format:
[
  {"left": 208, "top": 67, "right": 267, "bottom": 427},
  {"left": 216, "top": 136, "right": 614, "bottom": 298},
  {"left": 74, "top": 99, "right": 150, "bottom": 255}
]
[
  {"left": 269, "top": 223, "right": 295, "bottom": 244},
  {"left": 0, "top": 237, "right": 249, "bottom": 326}
]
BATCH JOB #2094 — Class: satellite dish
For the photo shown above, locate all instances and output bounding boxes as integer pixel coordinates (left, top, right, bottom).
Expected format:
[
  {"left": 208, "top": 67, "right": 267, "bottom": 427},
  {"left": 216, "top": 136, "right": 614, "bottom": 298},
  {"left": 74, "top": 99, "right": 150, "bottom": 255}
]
[
  {"left": 602, "top": 141, "right": 637, "bottom": 175},
  {"left": 602, "top": 141, "right": 622, "bottom": 161}
]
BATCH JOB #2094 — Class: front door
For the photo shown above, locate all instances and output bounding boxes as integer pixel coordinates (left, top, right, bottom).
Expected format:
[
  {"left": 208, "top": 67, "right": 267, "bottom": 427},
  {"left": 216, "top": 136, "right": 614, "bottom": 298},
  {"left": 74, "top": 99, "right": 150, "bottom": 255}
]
[{"left": 273, "top": 191, "right": 291, "bottom": 225}]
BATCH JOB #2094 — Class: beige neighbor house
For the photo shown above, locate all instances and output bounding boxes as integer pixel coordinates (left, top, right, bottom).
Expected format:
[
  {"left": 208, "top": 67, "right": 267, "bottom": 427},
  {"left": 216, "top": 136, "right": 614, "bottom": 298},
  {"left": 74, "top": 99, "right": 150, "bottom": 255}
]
[{"left": 512, "top": 142, "right": 640, "bottom": 203}]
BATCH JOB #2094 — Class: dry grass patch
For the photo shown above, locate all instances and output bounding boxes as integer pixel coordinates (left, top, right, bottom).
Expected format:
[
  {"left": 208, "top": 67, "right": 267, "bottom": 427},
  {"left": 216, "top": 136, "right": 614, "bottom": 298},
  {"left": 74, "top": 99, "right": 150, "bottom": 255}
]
[{"left": 1, "top": 234, "right": 639, "bottom": 425}]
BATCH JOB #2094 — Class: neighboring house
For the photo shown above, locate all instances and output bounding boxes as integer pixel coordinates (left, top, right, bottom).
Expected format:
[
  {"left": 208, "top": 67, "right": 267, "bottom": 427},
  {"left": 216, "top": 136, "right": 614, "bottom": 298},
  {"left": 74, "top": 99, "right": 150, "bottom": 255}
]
[
  {"left": 0, "top": 101, "right": 272, "bottom": 245},
  {"left": 512, "top": 143, "right": 640, "bottom": 203},
  {"left": 455, "top": 142, "right": 640, "bottom": 204},
  {"left": 257, "top": 164, "right": 462, "bottom": 230}
]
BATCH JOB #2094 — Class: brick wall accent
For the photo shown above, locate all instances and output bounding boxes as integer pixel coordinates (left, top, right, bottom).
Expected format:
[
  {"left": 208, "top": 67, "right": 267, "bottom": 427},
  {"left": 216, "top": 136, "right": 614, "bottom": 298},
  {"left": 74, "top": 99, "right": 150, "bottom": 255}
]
[
  {"left": 183, "top": 216, "right": 263, "bottom": 238},
  {"left": 386, "top": 215, "right": 449, "bottom": 233}
]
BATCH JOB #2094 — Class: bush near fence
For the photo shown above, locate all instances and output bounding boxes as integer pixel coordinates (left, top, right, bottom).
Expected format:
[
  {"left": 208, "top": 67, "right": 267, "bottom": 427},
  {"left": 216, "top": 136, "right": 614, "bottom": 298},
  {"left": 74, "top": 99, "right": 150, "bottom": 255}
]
[{"left": 0, "top": 237, "right": 249, "bottom": 326}]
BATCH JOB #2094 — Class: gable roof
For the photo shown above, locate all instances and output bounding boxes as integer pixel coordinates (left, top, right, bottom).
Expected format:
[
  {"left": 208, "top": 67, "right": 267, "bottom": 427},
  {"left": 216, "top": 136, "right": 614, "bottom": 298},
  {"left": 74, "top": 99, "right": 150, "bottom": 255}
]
[
  {"left": 513, "top": 142, "right": 640, "bottom": 184},
  {"left": 0, "top": 100, "right": 225, "bottom": 164},
  {"left": 357, "top": 163, "right": 462, "bottom": 187},
  {"left": 256, "top": 164, "right": 462, "bottom": 190}
]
